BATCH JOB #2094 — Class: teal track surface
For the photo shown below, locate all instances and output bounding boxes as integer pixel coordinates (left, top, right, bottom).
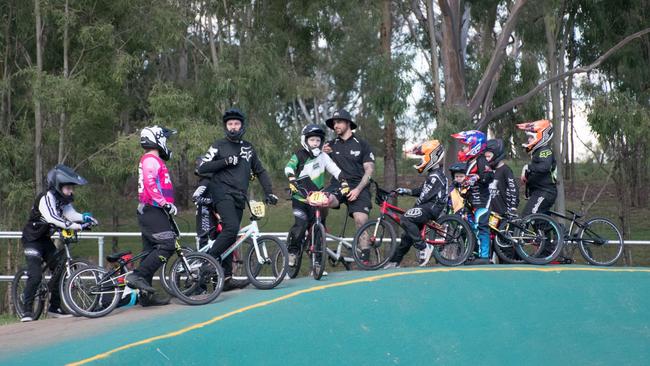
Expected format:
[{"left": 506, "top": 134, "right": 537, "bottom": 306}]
[{"left": 2, "top": 266, "right": 650, "bottom": 365}]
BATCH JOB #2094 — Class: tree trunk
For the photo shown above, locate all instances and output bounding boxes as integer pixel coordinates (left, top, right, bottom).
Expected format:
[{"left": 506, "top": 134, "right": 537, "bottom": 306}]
[
  {"left": 34, "top": 0, "right": 44, "bottom": 192},
  {"left": 58, "top": 0, "right": 70, "bottom": 163},
  {"left": 381, "top": 0, "right": 397, "bottom": 190},
  {"left": 438, "top": 0, "right": 466, "bottom": 106},
  {"left": 1, "top": 0, "right": 12, "bottom": 134},
  {"left": 544, "top": 15, "right": 565, "bottom": 215},
  {"left": 425, "top": 0, "right": 442, "bottom": 113}
]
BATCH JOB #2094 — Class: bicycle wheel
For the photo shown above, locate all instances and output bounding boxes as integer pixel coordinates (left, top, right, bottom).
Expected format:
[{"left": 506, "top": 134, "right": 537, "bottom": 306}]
[
  {"left": 352, "top": 219, "right": 396, "bottom": 270},
  {"left": 429, "top": 215, "right": 474, "bottom": 266},
  {"left": 579, "top": 217, "right": 624, "bottom": 266},
  {"left": 63, "top": 265, "right": 121, "bottom": 318},
  {"left": 246, "top": 236, "right": 289, "bottom": 288},
  {"left": 513, "top": 214, "right": 564, "bottom": 265},
  {"left": 59, "top": 259, "right": 93, "bottom": 316},
  {"left": 309, "top": 224, "right": 327, "bottom": 280},
  {"left": 169, "top": 252, "right": 224, "bottom": 305},
  {"left": 159, "top": 246, "right": 193, "bottom": 296},
  {"left": 493, "top": 222, "right": 526, "bottom": 264},
  {"left": 11, "top": 268, "right": 45, "bottom": 320}
]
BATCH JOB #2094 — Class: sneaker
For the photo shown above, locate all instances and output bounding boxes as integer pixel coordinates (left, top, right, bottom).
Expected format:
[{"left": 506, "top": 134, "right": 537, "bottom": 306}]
[
  {"left": 140, "top": 292, "right": 171, "bottom": 307},
  {"left": 383, "top": 262, "right": 400, "bottom": 269},
  {"left": 125, "top": 273, "right": 156, "bottom": 293},
  {"left": 308, "top": 270, "right": 329, "bottom": 277},
  {"left": 467, "top": 257, "right": 491, "bottom": 265},
  {"left": 20, "top": 312, "right": 34, "bottom": 322},
  {"left": 223, "top": 278, "right": 249, "bottom": 292},
  {"left": 417, "top": 244, "right": 434, "bottom": 267},
  {"left": 47, "top": 307, "right": 73, "bottom": 318},
  {"left": 288, "top": 253, "right": 297, "bottom": 267}
]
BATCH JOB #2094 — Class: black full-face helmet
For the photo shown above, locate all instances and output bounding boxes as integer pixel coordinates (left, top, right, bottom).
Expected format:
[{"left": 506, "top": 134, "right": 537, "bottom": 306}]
[
  {"left": 301, "top": 124, "right": 326, "bottom": 157},
  {"left": 46, "top": 164, "right": 88, "bottom": 201},
  {"left": 222, "top": 108, "right": 246, "bottom": 142}
]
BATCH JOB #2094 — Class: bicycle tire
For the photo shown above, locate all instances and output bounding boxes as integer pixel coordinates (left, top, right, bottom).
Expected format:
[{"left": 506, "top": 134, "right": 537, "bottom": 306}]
[
  {"left": 246, "top": 235, "right": 289, "bottom": 288},
  {"left": 169, "top": 252, "right": 224, "bottom": 305},
  {"left": 352, "top": 219, "right": 396, "bottom": 270},
  {"left": 493, "top": 221, "right": 526, "bottom": 264},
  {"left": 429, "top": 215, "right": 475, "bottom": 266},
  {"left": 63, "top": 265, "right": 121, "bottom": 318},
  {"left": 232, "top": 246, "right": 251, "bottom": 285},
  {"left": 11, "top": 268, "right": 45, "bottom": 320},
  {"left": 310, "top": 224, "right": 327, "bottom": 280},
  {"left": 513, "top": 213, "right": 564, "bottom": 265},
  {"left": 58, "top": 259, "right": 93, "bottom": 316},
  {"left": 579, "top": 217, "right": 624, "bottom": 266},
  {"left": 159, "top": 246, "right": 193, "bottom": 296}
]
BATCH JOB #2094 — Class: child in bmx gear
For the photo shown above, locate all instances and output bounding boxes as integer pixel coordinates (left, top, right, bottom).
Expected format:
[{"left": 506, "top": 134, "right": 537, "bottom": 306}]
[
  {"left": 125, "top": 125, "right": 177, "bottom": 306},
  {"left": 516, "top": 120, "right": 556, "bottom": 216},
  {"left": 448, "top": 162, "right": 467, "bottom": 215},
  {"left": 451, "top": 130, "right": 494, "bottom": 265},
  {"left": 384, "top": 140, "right": 448, "bottom": 269},
  {"left": 20, "top": 164, "right": 98, "bottom": 322},
  {"left": 285, "top": 124, "right": 348, "bottom": 270}
]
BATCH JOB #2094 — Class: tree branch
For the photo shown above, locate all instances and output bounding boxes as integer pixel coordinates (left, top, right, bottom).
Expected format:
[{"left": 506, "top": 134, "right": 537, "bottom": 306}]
[
  {"left": 73, "top": 132, "right": 138, "bottom": 170},
  {"left": 468, "top": 0, "right": 528, "bottom": 115},
  {"left": 478, "top": 27, "right": 650, "bottom": 129}
]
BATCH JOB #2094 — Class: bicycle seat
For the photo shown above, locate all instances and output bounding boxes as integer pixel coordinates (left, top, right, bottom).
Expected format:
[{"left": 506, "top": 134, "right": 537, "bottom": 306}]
[
  {"left": 106, "top": 251, "right": 132, "bottom": 263},
  {"left": 567, "top": 209, "right": 583, "bottom": 218}
]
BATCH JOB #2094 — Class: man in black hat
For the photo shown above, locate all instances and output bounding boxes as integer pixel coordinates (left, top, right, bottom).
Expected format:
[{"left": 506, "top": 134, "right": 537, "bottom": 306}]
[{"left": 323, "top": 109, "right": 375, "bottom": 262}]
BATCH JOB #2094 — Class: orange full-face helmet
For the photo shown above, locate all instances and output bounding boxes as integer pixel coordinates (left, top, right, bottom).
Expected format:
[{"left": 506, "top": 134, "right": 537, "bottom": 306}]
[
  {"left": 516, "top": 119, "right": 553, "bottom": 153},
  {"left": 411, "top": 140, "right": 445, "bottom": 174}
]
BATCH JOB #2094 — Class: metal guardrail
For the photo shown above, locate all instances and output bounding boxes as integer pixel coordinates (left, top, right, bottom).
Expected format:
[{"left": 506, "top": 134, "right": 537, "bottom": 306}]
[{"left": 2, "top": 231, "right": 649, "bottom": 281}]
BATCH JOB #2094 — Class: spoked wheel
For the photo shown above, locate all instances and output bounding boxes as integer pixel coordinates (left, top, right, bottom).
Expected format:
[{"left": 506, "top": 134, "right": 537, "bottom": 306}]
[
  {"left": 12, "top": 268, "right": 45, "bottom": 320},
  {"left": 246, "top": 236, "right": 289, "bottom": 289},
  {"left": 579, "top": 217, "right": 624, "bottom": 266},
  {"left": 59, "top": 259, "right": 94, "bottom": 316},
  {"left": 352, "top": 219, "right": 396, "bottom": 270},
  {"left": 159, "top": 246, "right": 193, "bottom": 296},
  {"left": 169, "top": 252, "right": 224, "bottom": 305},
  {"left": 513, "top": 214, "right": 564, "bottom": 265},
  {"left": 63, "top": 265, "right": 121, "bottom": 318},
  {"left": 428, "top": 215, "right": 475, "bottom": 266},
  {"left": 493, "top": 222, "right": 526, "bottom": 264},
  {"left": 309, "top": 224, "right": 327, "bottom": 280}
]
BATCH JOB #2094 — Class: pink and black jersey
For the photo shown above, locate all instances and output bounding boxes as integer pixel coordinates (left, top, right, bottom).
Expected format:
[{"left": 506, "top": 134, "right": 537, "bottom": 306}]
[{"left": 138, "top": 153, "right": 174, "bottom": 207}]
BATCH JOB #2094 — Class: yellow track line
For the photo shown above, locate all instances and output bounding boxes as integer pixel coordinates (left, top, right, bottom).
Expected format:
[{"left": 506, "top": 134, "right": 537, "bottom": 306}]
[{"left": 68, "top": 266, "right": 650, "bottom": 366}]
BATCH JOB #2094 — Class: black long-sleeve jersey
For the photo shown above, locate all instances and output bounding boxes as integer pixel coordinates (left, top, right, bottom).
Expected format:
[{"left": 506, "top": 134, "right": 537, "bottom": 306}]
[
  {"left": 22, "top": 190, "right": 84, "bottom": 242},
  {"left": 406, "top": 167, "right": 448, "bottom": 211},
  {"left": 489, "top": 164, "right": 520, "bottom": 215},
  {"left": 525, "top": 146, "right": 557, "bottom": 194},
  {"left": 466, "top": 155, "right": 494, "bottom": 209},
  {"left": 197, "top": 138, "right": 273, "bottom": 197}
]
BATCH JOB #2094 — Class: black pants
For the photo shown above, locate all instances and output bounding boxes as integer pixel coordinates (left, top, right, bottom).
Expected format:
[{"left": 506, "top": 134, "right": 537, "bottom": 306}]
[
  {"left": 22, "top": 238, "right": 61, "bottom": 310},
  {"left": 390, "top": 205, "right": 442, "bottom": 264},
  {"left": 287, "top": 199, "right": 326, "bottom": 255},
  {"left": 135, "top": 205, "right": 176, "bottom": 283},
  {"left": 207, "top": 195, "right": 244, "bottom": 277},
  {"left": 522, "top": 189, "right": 556, "bottom": 216},
  {"left": 196, "top": 204, "right": 218, "bottom": 249}
]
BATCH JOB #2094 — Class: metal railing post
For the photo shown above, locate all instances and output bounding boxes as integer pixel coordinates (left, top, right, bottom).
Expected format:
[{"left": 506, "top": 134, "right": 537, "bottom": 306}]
[{"left": 98, "top": 237, "right": 104, "bottom": 267}]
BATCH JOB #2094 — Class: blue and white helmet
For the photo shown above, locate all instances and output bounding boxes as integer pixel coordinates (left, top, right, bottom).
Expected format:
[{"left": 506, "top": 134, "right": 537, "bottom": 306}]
[{"left": 140, "top": 125, "right": 176, "bottom": 161}]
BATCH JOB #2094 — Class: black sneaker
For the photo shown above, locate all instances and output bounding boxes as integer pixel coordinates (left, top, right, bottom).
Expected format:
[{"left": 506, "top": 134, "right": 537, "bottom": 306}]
[
  {"left": 20, "top": 312, "right": 34, "bottom": 322},
  {"left": 47, "top": 307, "right": 73, "bottom": 318},
  {"left": 139, "top": 292, "right": 171, "bottom": 307},
  {"left": 125, "top": 273, "right": 156, "bottom": 293},
  {"left": 223, "top": 278, "right": 249, "bottom": 292},
  {"left": 359, "top": 248, "right": 371, "bottom": 265}
]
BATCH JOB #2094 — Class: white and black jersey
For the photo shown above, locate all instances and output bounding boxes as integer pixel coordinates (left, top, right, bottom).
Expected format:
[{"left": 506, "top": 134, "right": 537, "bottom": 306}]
[
  {"left": 327, "top": 134, "right": 375, "bottom": 186},
  {"left": 197, "top": 138, "right": 273, "bottom": 197},
  {"left": 489, "top": 164, "right": 520, "bottom": 215},
  {"left": 22, "top": 190, "right": 84, "bottom": 242}
]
